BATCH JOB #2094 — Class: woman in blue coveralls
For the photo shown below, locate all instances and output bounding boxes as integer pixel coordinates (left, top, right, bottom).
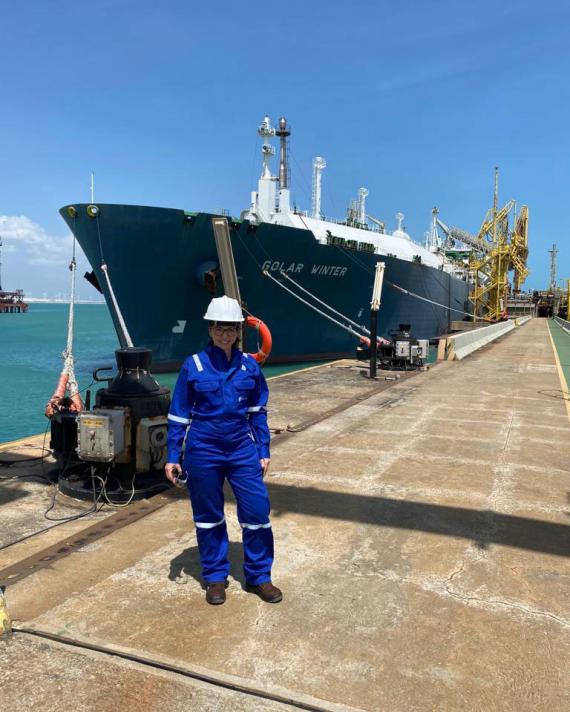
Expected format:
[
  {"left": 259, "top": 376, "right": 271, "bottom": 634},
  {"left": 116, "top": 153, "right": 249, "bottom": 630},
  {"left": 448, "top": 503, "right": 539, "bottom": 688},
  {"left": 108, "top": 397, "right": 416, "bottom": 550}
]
[{"left": 165, "top": 296, "right": 282, "bottom": 606}]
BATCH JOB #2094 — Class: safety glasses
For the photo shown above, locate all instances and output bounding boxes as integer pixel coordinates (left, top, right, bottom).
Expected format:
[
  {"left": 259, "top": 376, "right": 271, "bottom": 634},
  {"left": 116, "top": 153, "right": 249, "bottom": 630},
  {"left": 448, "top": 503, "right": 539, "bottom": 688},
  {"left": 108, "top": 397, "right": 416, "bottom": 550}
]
[{"left": 212, "top": 325, "right": 239, "bottom": 335}]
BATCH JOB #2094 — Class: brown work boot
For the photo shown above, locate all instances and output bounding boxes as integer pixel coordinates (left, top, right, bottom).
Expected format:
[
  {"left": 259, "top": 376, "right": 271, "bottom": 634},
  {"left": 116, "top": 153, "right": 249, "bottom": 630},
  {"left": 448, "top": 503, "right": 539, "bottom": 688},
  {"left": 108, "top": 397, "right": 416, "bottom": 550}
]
[
  {"left": 246, "top": 581, "right": 283, "bottom": 603},
  {"left": 205, "top": 581, "right": 228, "bottom": 605}
]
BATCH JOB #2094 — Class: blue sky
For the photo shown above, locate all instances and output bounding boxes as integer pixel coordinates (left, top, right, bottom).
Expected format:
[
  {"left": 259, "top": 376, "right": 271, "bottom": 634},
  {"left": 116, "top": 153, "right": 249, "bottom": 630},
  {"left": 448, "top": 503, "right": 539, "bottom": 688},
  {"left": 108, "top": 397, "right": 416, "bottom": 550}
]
[{"left": 0, "top": 0, "right": 568, "bottom": 297}]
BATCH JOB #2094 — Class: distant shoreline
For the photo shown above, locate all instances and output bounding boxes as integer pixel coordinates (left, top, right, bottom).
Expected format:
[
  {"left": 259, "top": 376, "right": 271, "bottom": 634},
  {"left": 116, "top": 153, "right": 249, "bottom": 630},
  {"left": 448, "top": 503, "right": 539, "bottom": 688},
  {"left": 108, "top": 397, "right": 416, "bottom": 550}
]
[{"left": 26, "top": 299, "right": 106, "bottom": 305}]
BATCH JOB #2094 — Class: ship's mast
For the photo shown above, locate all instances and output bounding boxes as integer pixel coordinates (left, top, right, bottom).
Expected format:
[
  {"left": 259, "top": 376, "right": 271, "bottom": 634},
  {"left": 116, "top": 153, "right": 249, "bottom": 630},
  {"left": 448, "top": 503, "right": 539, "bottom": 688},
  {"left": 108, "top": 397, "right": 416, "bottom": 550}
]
[
  {"left": 275, "top": 117, "right": 291, "bottom": 214},
  {"left": 0, "top": 235, "right": 3, "bottom": 291},
  {"left": 276, "top": 117, "right": 290, "bottom": 189},
  {"left": 358, "top": 188, "right": 369, "bottom": 226},
  {"left": 425, "top": 207, "right": 441, "bottom": 251},
  {"left": 311, "top": 157, "right": 326, "bottom": 219},
  {"left": 259, "top": 115, "right": 275, "bottom": 179},
  {"left": 248, "top": 115, "right": 277, "bottom": 221}
]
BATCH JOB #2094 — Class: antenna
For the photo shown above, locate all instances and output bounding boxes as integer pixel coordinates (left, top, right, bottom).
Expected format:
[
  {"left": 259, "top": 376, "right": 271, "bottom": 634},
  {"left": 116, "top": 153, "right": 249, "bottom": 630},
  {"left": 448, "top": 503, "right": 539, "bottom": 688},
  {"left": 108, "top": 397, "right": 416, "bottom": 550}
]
[
  {"left": 549, "top": 243, "right": 558, "bottom": 292},
  {"left": 396, "top": 212, "right": 404, "bottom": 231},
  {"left": 90, "top": 172, "right": 95, "bottom": 202},
  {"left": 0, "top": 235, "right": 3, "bottom": 291},
  {"left": 311, "top": 157, "right": 326, "bottom": 219},
  {"left": 358, "top": 187, "right": 369, "bottom": 225}
]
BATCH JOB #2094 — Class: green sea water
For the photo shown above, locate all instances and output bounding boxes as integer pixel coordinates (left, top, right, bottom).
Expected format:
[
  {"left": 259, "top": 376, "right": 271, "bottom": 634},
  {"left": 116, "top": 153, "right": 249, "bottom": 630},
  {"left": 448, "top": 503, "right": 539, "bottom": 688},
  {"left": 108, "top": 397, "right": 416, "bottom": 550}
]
[{"left": 0, "top": 303, "right": 322, "bottom": 444}]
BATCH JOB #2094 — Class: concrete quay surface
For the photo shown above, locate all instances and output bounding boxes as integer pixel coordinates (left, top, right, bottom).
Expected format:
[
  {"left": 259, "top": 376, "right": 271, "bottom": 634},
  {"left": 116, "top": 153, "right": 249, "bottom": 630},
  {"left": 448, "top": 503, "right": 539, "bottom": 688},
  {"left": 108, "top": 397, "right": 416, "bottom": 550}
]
[{"left": 1, "top": 318, "right": 569, "bottom": 711}]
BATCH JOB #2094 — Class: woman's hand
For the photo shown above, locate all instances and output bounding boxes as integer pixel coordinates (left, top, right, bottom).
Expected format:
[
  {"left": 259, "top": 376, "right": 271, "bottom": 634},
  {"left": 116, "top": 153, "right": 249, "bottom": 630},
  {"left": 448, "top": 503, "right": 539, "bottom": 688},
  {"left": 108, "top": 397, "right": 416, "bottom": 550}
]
[
  {"left": 165, "top": 462, "right": 182, "bottom": 484},
  {"left": 260, "top": 458, "right": 271, "bottom": 477}
]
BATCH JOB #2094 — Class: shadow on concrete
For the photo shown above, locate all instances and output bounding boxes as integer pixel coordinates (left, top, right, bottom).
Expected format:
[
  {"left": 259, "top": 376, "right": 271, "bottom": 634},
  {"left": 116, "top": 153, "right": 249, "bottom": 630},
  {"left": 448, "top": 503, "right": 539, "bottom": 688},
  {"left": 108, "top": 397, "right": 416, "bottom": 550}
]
[
  {"left": 265, "top": 482, "right": 570, "bottom": 557},
  {"left": 169, "top": 541, "right": 246, "bottom": 587},
  {"left": 0, "top": 483, "right": 30, "bottom": 505}
]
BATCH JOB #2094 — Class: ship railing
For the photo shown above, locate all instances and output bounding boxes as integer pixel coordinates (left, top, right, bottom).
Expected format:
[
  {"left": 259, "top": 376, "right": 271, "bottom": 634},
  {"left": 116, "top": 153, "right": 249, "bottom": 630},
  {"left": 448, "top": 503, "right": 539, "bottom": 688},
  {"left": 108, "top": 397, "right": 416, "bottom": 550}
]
[{"left": 292, "top": 209, "right": 383, "bottom": 233}]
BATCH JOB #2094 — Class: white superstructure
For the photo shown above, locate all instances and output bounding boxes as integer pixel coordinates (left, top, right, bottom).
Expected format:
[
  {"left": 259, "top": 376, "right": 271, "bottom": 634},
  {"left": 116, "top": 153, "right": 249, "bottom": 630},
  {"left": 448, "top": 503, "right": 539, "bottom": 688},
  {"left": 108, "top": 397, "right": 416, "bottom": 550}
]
[{"left": 243, "top": 115, "right": 456, "bottom": 273}]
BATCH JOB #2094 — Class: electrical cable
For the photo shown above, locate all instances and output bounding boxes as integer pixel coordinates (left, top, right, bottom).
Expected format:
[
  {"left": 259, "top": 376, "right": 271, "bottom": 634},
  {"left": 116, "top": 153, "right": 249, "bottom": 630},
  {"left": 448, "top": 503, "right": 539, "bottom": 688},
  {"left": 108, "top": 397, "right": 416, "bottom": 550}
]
[
  {"left": 44, "top": 464, "right": 104, "bottom": 522},
  {"left": 0, "top": 448, "right": 52, "bottom": 468},
  {"left": 97, "top": 470, "right": 138, "bottom": 508}
]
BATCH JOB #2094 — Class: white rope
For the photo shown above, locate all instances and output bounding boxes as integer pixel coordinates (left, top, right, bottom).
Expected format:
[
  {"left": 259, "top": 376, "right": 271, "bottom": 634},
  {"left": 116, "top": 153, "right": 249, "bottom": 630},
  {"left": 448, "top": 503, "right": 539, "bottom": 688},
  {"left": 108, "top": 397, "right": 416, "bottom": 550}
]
[
  {"left": 263, "top": 270, "right": 388, "bottom": 345},
  {"left": 61, "top": 257, "right": 80, "bottom": 397},
  {"left": 278, "top": 270, "right": 370, "bottom": 335},
  {"left": 101, "top": 263, "right": 134, "bottom": 347},
  {"left": 324, "top": 237, "right": 482, "bottom": 321},
  {"left": 388, "top": 281, "right": 484, "bottom": 321}
]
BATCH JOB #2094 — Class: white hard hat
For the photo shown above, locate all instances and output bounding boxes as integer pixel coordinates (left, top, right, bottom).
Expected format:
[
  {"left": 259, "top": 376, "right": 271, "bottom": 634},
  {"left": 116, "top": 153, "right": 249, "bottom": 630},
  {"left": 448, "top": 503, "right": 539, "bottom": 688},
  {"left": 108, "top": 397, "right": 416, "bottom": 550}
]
[{"left": 203, "top": 295, "right": 244, "bottom": 323}]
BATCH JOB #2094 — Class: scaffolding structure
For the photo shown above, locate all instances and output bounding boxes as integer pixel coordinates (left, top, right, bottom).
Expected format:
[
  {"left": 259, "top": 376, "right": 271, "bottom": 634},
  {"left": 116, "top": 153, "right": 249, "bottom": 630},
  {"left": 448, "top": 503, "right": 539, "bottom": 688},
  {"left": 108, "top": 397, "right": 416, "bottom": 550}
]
[{"left": 468, "top": 169, "right": 529, "bottom": 321}]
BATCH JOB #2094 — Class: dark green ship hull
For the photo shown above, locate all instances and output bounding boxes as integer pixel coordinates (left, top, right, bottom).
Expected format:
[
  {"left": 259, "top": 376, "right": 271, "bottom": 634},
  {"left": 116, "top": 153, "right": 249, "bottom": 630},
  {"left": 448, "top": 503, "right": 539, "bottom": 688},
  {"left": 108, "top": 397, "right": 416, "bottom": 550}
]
[{"left": 60, "top": 205, "right": 470, "bottom": 368}]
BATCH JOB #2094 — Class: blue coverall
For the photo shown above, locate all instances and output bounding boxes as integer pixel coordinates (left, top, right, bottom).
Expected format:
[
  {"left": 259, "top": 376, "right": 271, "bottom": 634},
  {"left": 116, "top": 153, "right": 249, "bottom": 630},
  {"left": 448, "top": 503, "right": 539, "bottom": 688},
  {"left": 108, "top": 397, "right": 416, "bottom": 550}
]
[{"left": 167, "top": 344, "right": 273, "bottom": 585}]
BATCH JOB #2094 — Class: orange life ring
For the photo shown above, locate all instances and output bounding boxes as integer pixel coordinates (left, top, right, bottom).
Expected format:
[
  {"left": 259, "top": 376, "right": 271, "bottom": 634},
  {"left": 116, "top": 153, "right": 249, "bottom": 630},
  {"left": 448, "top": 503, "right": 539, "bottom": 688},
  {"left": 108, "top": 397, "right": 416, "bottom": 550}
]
[{"left": 246, "top": 315, "right": 272, "bottom": 364}]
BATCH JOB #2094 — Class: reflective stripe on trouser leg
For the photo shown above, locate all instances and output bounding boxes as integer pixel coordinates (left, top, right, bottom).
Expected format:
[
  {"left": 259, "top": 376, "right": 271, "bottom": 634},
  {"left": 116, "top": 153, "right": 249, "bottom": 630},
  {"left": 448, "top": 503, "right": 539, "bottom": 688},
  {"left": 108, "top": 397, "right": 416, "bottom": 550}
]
[
  {"left": 184, "top": 450, "right": 230, "bottom": 583},
  {"left": 226, "top": 443, "right": 274, "bottom": 586}
]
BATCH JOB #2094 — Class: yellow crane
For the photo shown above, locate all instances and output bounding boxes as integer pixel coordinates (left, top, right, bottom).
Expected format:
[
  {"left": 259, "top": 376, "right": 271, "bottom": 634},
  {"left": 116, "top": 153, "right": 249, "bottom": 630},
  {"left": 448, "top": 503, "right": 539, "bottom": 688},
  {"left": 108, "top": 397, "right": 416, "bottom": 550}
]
[{"left": 469, "top": 169, "right": 529, "bottom": 321}]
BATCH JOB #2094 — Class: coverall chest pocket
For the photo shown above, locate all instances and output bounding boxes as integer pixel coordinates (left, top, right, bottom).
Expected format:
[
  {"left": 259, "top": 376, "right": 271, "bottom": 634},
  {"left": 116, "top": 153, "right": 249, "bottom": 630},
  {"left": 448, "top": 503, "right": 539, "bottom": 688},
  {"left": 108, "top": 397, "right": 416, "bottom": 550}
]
[
  {"left": 234, "top": 377, "right": 256, "bottom": 407},
  {"left": 193, "top": 379, "right": 222, "bottom": 413}
]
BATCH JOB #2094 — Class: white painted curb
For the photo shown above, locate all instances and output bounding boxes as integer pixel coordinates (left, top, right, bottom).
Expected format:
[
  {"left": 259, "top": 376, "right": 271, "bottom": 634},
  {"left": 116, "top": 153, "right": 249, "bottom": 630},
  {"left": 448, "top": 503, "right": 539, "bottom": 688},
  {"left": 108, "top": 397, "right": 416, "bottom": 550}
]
[{"left": 447, "top": 320, "right": 517, "bottom": 360}]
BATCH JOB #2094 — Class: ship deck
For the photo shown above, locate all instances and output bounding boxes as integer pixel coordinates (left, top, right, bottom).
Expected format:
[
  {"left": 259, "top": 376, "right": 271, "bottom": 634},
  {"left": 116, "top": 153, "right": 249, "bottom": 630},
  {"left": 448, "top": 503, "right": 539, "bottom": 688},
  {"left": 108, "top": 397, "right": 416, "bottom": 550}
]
[{"left": 1, "top": 318, "right": 569, "bottom": 711}]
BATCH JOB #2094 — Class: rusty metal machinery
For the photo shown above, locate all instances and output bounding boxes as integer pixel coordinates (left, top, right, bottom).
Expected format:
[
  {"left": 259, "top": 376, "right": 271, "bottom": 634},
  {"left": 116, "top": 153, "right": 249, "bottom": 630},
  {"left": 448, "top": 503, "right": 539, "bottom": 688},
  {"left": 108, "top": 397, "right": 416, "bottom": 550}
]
[{"left": 469, "top": 169, "right": 529, "bottom": 322}]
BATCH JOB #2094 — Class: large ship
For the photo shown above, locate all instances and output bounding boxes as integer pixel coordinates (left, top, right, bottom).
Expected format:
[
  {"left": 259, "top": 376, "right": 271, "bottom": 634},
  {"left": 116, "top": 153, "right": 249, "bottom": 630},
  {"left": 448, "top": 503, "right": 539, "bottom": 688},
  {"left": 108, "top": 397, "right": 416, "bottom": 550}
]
[{"left": 60, "top": 116, "right": 470, "bottom": 369}]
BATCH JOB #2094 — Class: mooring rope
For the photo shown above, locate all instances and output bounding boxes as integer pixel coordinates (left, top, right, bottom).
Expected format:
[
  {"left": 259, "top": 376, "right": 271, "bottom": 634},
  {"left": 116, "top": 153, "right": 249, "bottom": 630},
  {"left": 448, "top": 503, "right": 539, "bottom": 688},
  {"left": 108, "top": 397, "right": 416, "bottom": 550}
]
[
  {"left": 62, "top": 245, "right": 80, "bottom": 397},
  {"left": 262, "top": 270, "right": 388, "bottom": 345},
  {"left": 100, "top": 263, "right": 134, "bottom": 348},
  {"left": 278, "top": 269, "right": 370, "bottom": 335},
  {"left": 93, "top": 213, "right": 134, "bottom": 347}
]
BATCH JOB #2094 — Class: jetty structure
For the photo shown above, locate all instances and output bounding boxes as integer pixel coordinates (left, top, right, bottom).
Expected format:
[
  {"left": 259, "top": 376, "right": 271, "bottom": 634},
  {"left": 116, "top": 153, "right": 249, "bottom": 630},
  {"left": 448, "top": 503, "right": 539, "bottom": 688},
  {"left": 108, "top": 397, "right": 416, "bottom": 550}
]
[
  {"left": 0, "top": 236, "right": 28, "bottom": 313},
  {"left": 1, "top": 312, "right": 569, "bottom": 711}
]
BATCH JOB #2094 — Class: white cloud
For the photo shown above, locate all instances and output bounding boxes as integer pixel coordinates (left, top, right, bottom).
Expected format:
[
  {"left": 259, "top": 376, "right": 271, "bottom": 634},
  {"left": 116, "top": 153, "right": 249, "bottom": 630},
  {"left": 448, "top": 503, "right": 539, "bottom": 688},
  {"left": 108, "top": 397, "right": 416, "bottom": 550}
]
[{"left": 0, "top": 215, "right": 75, "bottom": 266}]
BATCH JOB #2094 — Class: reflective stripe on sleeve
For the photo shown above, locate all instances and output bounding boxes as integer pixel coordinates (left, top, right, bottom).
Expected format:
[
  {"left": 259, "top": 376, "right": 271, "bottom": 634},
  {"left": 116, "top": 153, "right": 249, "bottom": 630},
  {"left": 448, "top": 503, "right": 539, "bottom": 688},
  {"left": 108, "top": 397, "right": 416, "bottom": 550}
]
[
  {"left": 192, "top": 353, "right": 203, "bottom": 372},
  {"left": 247, "top": 406, "right": 266, "bottom": 413},
  {"left": 168, "top": 414, "right": 191, "bottom": 425},
  {"left": 240, "top": 522, "right": 271, "bottom": 530},
  {"left": 194, "top": 517, "right": 225, "bottom": 529}
]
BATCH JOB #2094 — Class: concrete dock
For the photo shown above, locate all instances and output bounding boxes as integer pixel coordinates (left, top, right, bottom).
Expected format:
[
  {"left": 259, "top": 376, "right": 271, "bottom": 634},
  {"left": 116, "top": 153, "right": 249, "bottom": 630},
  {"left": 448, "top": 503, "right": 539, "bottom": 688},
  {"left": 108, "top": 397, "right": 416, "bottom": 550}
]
[{"left": 1, "top": 318, "right": 569, "bottom": 711}]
